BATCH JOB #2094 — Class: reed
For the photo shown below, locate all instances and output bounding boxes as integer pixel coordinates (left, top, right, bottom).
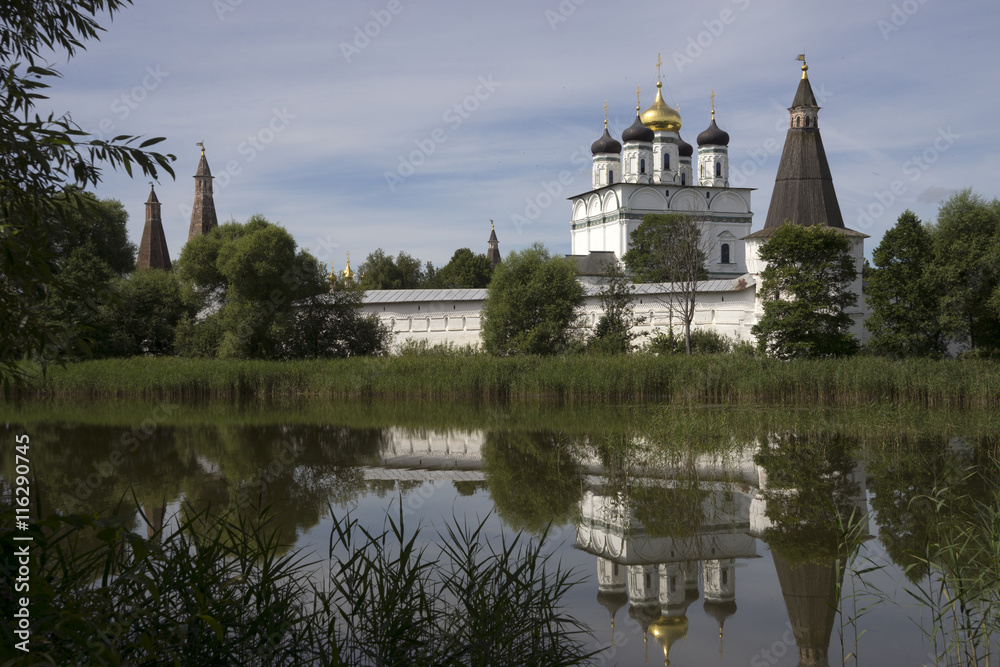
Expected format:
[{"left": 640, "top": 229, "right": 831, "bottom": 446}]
[
  {"left": 14, "top": 354, "right": 1000, "bottom": 407},
  {"left": 0, "top": 500, "right": 595, "bottom": 665}
]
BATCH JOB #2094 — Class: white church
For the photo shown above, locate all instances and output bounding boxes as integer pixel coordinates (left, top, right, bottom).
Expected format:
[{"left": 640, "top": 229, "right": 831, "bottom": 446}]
[{"left": 359, "top": 59, "right": 867, "bottom": 348}]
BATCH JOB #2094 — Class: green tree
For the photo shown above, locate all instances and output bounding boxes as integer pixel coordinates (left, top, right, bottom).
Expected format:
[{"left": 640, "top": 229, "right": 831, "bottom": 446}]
[
  {"left": 588, "top": 262, "right": 644, "bottom": 354},
  {"left": 622, "top": 214, "right": 709, "bottom": 354},
  {"left": 865, "top": 210, "right": 945, "bottom": 357},
  {"left": 93, "top": 269, "right": 195, "bottom": 357},
  {"left": 176, "top": 216, "right": 327, "bottom": 358},
  {"left": 929, "top": 190, "right": 1000, "bottom": 352},
  {"left": 356, "top": 249, "right": 426, "bottom": 290},
  {"left": 751, "top": 224, "right": 859, "bottom": 358},
  {"left": 281, "top": 278, "right": 390, "bottom": 358},
  {"left": 481, "top": 243, "right": 584, "bottom": 355},
  {"left": 0, "top": 1, "right": 174, "bottom": 389},
  {"left": 434, "top": 248, "right": 493, "bottom": 289}
]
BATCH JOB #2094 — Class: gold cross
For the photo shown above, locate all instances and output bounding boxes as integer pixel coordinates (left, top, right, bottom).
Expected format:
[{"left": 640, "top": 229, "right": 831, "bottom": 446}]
[
  {"left": 636, "top": 85, "right": 641, "bottom": 110},
  {"left": 603, "top": 99, "right": 608, "bottom": 126},
  {"left": 711, "top": 89, "right": 716, "bottom": 118},
  {"left": 656, "top": 53, "right": 662, "bottom": 83}
]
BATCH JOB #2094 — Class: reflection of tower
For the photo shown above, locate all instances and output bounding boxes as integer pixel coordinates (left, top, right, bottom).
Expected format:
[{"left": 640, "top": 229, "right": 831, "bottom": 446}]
[
  {"left": 143, "top": 500, "right": 166, "bottom": 543},
  {"left": 703, "top": 558, "right": 738, "bottom": 658},
  {"left": 596, "top": 557, "right": 627, "bottom": 644},
  {"left": 628, "top": 564, "right": 661, "bottom": 661},
  {"left": 650, "top": 561, "right": 693, "bottom": 665},
  {"left": 772, "top": 551, "right": 844, "bottom": 667}
]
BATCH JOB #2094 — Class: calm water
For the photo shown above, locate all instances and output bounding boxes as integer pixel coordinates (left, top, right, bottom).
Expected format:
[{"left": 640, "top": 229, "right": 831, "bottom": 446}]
[{"left": 1, "top": 399, "right": 998, "bottom": 666}]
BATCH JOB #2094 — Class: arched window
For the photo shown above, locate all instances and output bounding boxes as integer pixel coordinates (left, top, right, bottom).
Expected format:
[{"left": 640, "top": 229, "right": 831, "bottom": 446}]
[
  {"left": 721, "top": 243, "right": 730, "bottom": 264},
  {"left": 715, "top": 162, "right": 722, "bottom": 178},
  {"left": 681, "top": 172, "right": 686, "bottom": 185},
  {"left": 663, "top": 154, "right": 670, "bottom": 170},
  {"left": 608, "top": 170, "right": 614, "bottom": 184},
  {"left": 640, "top": 158, "right": 646, "bottom": 174}
]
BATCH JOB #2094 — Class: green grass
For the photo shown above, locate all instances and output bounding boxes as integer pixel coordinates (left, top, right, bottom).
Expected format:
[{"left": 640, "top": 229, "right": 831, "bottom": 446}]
[{"left": 14, "top": 354, "right": 1000, "bottom": 407}]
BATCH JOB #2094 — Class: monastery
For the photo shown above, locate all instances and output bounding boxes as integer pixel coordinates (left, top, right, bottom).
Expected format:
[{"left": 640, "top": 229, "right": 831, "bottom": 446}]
[
  {"left": 141, "top": 59, "right": 867, "bottom": 350},
  {"left": 356, "top": 58, "right": 867, "bottom": 348}
]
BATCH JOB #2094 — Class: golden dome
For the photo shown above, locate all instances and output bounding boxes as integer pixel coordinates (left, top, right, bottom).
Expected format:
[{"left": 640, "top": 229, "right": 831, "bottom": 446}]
[
  {"left": 641, "top": 82, "right": 682, "bottom": 132},
  {"left": 650, "top": 615, "right": 689, "bottom": 665}
]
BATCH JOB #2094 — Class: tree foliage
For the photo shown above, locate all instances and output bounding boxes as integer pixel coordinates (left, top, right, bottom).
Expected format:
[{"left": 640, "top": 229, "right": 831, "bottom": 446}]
[
  {"left": 865, "top": 210, "right": 945, "bottom": 357},
  {"left": 481, "top": 244, "right": 584, "bottom": 355},
  {"left": 433, "top": 248, "right": 493, "bottom": 289},
  {"left": 622, "top": 214, "right": 709, "bottom": 354},
  {"left": 929, "top": 189, "right": 1000, "bottom": 352},
  {"left": 0, "top": 0, "right": 174, "bottom": 389},
  {"left": 751, "top": 224, "right": 859, "bottom": 358},
  {"left": 93, "top": 269, "right": 195, "bottom": 357},
  {"left": 176, "top": 216, "right": 388, "bottom": 359},
  {"left": 588, "top": 262, "right": 644, "bottom": 354},
  {"left": 356, "top": 249, "right": 427, "bottom": 290}
]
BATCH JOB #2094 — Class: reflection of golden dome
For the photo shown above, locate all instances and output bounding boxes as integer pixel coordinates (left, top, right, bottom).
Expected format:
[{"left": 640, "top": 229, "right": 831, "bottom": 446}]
[
  {"left": 641, "top": 82, "right": 682, "bottom": 132},
  {"left": 650, "top": 615, "right": 689, "bottom": 665}
]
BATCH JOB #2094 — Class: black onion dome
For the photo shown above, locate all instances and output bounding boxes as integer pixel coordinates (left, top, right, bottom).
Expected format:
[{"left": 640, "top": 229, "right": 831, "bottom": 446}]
[
  {"left": 622, "top": 114, "right": 654, "bottom": 143},
  {"left": 677, "top": 134, "right": 694, "bottom": 158},
  {"left": 697, "top": 118, "right": 730, "bottom": 146},
  {"left": 591, "top": 126, "right": 622, "bottom": 155}
]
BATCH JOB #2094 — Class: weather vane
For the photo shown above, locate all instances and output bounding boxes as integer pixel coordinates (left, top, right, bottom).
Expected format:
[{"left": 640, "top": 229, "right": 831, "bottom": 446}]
[{"left": 196, "top": 140, "right": 205, "bottom": 155}]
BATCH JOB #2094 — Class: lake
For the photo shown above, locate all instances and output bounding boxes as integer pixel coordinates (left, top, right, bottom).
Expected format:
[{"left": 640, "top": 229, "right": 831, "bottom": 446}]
[{"left": 1, "top": 398, "right": 998, "bottom": 665}]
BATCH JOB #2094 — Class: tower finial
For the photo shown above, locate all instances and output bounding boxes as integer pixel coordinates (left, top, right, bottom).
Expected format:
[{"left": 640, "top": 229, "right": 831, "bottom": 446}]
[
  {"left": 636, "top": 85, "right": 641, "bottom": 112},
  {"left": 711, "top": 88, "right": 716, "bottom": 120},
  {"left": 491, "top": 218, "right": 494, "bottom": 231},
  {"left": 656, "top": 53, "right": 663, "bottom": 84},
  {"left": 603, "top": 99, "right": 609, "bottom": 128},
  {"left": 796, "top": 53, "right": 808, "bottom": 78},
  {"left": 196, "top": 140, "right": 205, "bottom": 156}
]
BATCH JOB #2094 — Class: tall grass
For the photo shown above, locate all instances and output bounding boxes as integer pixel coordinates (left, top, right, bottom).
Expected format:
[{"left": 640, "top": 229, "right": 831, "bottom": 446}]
[
  {"left": 14, "top": 355, "right": 1000, "bottom": 407},
  {"left": 0, "top": 500, "right": 596, "bottom": 666}
]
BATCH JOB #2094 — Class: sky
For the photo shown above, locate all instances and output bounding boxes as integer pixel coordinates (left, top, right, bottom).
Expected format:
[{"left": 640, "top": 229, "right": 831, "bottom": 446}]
[{"left": 41, "top": 0, "right": 1000, "bottom": 273}]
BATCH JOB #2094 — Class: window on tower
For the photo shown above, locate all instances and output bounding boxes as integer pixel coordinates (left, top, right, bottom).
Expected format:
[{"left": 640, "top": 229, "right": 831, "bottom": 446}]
[
  {"left": 681, "top": 172, "right": 686, "bottom": 185},
  {"left": 608, "top": 170, "right": 614, "bottom": 183},
  {"left": 721, "top": 243, "right": 730, "bottom": 264},
  {"left": 715, "top": 162, "right": 722, "bottom": 178},
  {"left": 663, "top": 154, "right": 670, "bottom": 170},
  {"left": 640, "top": 159, "right": 646, "bottom": 174}
]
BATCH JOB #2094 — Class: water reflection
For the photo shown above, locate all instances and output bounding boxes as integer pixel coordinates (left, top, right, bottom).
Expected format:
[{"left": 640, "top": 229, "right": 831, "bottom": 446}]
[{"left": 2, "top": 410, "right": 998, "bottom": 665}]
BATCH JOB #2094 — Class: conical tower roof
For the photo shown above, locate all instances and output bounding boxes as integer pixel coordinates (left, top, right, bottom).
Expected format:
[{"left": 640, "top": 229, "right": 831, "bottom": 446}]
[
  {"left": 137, "top": 184, "right": 172, "bottom": 270},
  {"left": 187, "top": 143, "right": 219, "bottom": 241},
  {"left": 746, "top": 61, "right": 864, "bottom": 239}
]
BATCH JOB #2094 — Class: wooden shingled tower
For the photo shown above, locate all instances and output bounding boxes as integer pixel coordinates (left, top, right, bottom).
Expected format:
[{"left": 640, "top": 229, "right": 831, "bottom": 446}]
[
  {"left": 136, "top": 184, "right": 172, "bottom": 270},
  {"left": 187, "top": 142, "right": 219, "bottom": 241},
  {"left": 745, "top": 57, "right": 864, "bottom": 241}
]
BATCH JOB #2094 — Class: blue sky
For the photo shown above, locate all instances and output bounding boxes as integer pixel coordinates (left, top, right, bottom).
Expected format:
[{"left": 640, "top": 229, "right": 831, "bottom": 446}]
[{"left": 43, "top": 0, "right": 999, "bottom": 272}]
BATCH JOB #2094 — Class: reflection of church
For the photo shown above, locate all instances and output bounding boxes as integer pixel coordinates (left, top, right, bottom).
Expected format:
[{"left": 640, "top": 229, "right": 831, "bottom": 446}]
[
  {"left": 578, "top": 451, "right": 870, "bottom": 666},
  {"left": 370, "top": 430, "right": 871, "bottom": 666}
]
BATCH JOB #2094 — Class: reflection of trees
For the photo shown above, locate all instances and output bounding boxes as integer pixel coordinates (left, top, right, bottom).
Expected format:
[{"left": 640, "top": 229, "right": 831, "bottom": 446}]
[
  {"left": 754, "top": 433, "right": 865, "bottom": 667},
  {"left": 179, "top": 424, "right": 387, "bottom": 546},
  {"left": 755, "top": 433, "right": 863, "bottom": 565},
  {"left": 482, "top": 430, "right": 583, "bottom": 534}
]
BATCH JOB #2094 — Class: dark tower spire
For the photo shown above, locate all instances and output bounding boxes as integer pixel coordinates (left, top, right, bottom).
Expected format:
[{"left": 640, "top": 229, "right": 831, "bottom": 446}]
[
  {"left": 187, "top": 142, "right": 219, "bottom": 241},
  {"left": 137, "top": 184, "right": 172, "bottom": 270},
  {"left": 487, "top": 219, "right": 501, "bottom": 267},
  {"left": 756, "top": 58, "right": 846, "bottom": 235}
]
